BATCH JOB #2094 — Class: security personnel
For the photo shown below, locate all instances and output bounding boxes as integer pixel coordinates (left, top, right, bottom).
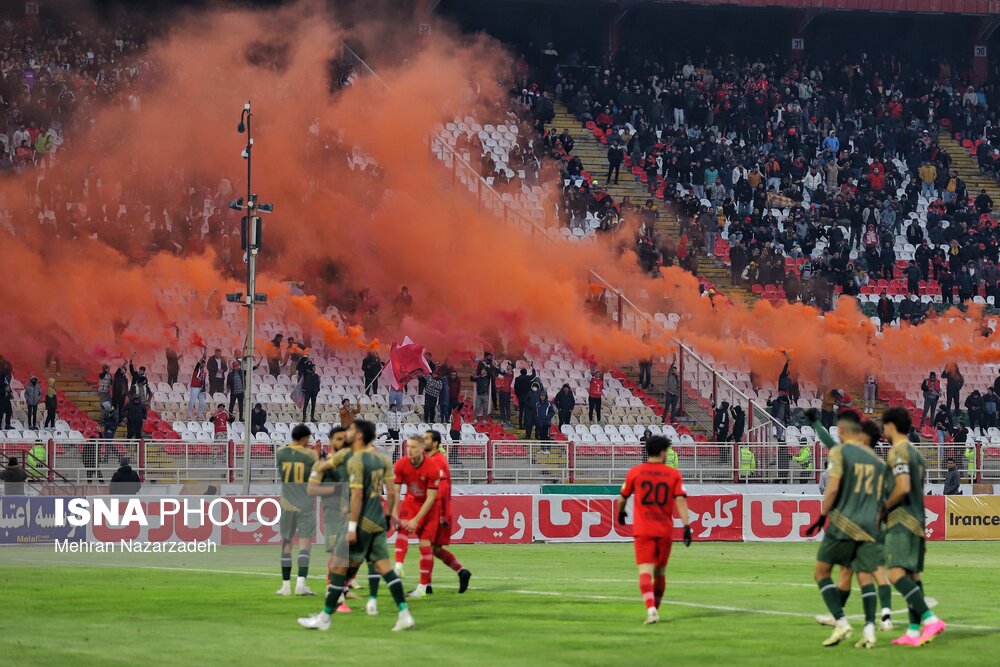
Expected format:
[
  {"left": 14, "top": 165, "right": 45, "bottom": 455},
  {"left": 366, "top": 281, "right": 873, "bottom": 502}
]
[{"left": 739, "top": 443, "right": 756, "bottom": 481}]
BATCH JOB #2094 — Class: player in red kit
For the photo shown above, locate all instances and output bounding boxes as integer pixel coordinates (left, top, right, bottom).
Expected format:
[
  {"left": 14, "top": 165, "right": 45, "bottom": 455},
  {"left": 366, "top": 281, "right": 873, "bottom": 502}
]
[
  {"left": 617, "top": 435, "right": 692, "bottom": 625},
  {"left": 411, "top": 429, "right": 471, "bottom": 595},
  {"left": 392, "top": 437, "right": 442, "bottom": 598}
]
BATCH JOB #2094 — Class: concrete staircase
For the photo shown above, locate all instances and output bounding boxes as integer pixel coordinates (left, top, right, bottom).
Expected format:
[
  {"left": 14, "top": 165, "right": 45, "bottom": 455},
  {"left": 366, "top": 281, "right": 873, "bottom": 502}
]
[
  {"left": 938, "top": 133, "right": 1000, "bottom": 209},
  {"left": 549, "top": 103, "right": 755, "bottom": 307}
]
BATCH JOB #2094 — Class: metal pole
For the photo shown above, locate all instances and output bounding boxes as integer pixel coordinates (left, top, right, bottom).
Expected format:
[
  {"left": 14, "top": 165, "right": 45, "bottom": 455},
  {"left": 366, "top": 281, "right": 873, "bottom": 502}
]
[{"left": 242, "top": 103, "right": 255, "bottom": 495}]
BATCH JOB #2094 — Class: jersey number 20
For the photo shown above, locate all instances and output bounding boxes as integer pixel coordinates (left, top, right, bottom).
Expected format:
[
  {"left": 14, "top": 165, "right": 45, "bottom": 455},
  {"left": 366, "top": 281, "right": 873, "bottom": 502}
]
[{"left": 640, "top": 480, "right": 670, "bottom": 506}]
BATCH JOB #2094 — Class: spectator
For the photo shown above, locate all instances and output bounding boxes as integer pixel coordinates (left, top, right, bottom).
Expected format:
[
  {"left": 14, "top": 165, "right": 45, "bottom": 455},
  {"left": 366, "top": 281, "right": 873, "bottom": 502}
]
[
  {"left": 188, "top": 354, "right": 208, "bottom": 418},
  {"left": 919, "top": 371, "right": 942, "bottom": 427},
  {"left": 730, "top": 405, "right": 746, "bottom": 443},
  {"left": 339, "top": 398, "right": 360, "bottom": 428},
  {"left": 112, "top": 362, "right": 130, "bottom": 415},
  {"left": 965, "top": 390, "right": 984, "bottom": 434},
  {"left": 713, "top": 401, "right": 730, "bottom": 442},
  {"left": 267, "top": 334, "right": 284, "bottom": 378},
  {"left": 97, "top": 364, "right": 113, "bottom": 406},
  {"left": 934, "top": 407, "right": 954, "bottom": 445},
  {"left": 513, "top": 366, "right": 535, "bottom": 430},
  {"left": 637, "top": 340, "right": 652, "bottom": 390},
  {"left": 471, "top": 367, "right": 491, "bottom": 423},
  {"left": 43, "top": 378, "right": 57, "bottom": 428},
  {"left": 207, "top": 349, "right": 227, "bottom": 395},
  {"left": 449, "top": 400, "right": 465, "bottom": 442},
  {"left": 606, "top": 141, "right": 624, "bottom": 185},
  {"left": 554, "top": 383, "right": 575, "bottom": 428},
  {"left": 446, "top": 370, "right": 461, "bottom": 422},
  {"left": 251, "top": 403, "right": 269, "bottom": 436},
  {"left": 943, "top": 458, "right": 961, "bottom": 495},
  {"left": 301, "top": 361, "right": 321, "bottom": 422},
  {"left": 24, "top": 376, "right": 41, "bottom": 430},
  {"left": 110, "top": 457, "right": 142, "bottom": 495},
  {"left": 362, "top": 351, "right": 382, "bottom": 395},
  {"left": 423, "top": 371, "right": 442, "bottom": 422},
  {"left": 0, "top": 369, "right": 11, "bottom": 430},
  {"left": 984, "top": 387, "right": 999, "bottom": 430},
  {"left": 226, "top": 361, "right": 246, "bottom": 421},
  {"left": 124, "top": 394, "right": 147, "bottom": 440},
  {"left": 211, "top": 404, "right": 233, "bottom": 443},
  {"left": 165, "top": 348, "right": 181, "bottom": 386},
  {"left": 587, "top": 370, "right": 604, "bottom": 423},
  {"left": 876, "top": 293, "right": 895, "bottom": 329},
  {"left": 129, "top": 359, "right": 152, "bottom": 406},
  {"left": 533, "top": 392, "right": 556, "bottom": 441},
  {"left": 819, "top": 388, "right": 842, "bottom": 428},
  {"left": 495, "top": 362, "right": 514, "bottom": 426},
  {"left": 663, "top": 359, "right": 679, "bottom": 423},
  {"left": 385, "top": 403, "right": 402, "bottom": 442},
  {"left": 975, "top": 188, "right": 993, "bottom": 214},
  {"left": 101, "top": 401, "right": 121, "bottom": 440},
  {"left": 942, "top": 363, "right": 964, "bottom": 414},
  {"left": 418, "top": 352, "right": 436, "bottom": 395},
  {"left": 1, "top": 457, "right": 29, "bottom": 495},
  {"left": 393, "top": 286, "right": 413, "bottom": 320},
  {"left": 863, "top": 372, "right": 878, "bottom": 414}
]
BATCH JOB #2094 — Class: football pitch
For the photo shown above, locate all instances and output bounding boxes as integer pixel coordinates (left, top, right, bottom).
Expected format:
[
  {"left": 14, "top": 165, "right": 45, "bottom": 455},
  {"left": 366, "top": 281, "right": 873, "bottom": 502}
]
[{"left": 2, "top": 542, "right": 998, "bottom": 666}]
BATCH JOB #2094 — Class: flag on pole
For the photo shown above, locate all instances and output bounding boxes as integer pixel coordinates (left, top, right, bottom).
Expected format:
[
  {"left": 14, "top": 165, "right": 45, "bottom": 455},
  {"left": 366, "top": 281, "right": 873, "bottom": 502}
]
[{"left": 383, "top": 336, "right": 432, "bottom": 391}]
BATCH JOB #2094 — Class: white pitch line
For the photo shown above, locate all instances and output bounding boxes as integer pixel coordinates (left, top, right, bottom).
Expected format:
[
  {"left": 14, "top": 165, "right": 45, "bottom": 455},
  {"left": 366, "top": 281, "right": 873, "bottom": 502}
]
[{"left": 6, "top": 558, "right": 998, "bottom": 632}]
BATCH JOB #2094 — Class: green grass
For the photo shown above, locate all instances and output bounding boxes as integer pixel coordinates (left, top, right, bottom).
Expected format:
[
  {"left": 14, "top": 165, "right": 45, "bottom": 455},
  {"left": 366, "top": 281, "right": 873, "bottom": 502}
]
[{"left": 1, "top": 542, "right": 998, "bottom": 666}]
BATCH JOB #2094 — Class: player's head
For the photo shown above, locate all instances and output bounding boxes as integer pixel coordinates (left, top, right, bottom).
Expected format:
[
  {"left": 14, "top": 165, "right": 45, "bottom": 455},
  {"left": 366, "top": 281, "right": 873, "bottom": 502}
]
[
  {"left": 837, "top": 410, "right": 863, "bottom": 442},
  {"left": 406, "top": 437, "right": 424, "bottom": 463},
  {"left": 860, "top": 421, "right": 882, "bottom": 449},
  {"left": 645, "top": 435, "right": 671, "bottom": 459},
  {"left": 291, "top": 423, "right": 311, "bottom": 446},
  {"left": 349, "top": 419, "right": 376, "bottom": 446},
  {"left": 881, "top": 407, "right": 912, "bottom": 441},
  {"left": 424, "top": 429, "right": 442, "bottom": 453},
  {"left": 328, "top": 425, "right": 347, "bottom": 451}
]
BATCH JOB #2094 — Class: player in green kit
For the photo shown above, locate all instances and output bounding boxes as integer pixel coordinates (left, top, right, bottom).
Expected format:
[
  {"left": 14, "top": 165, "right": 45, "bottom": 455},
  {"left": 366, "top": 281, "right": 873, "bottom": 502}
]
[
  {"left": 881, "top": 407, "right": 946, "bottom": 646},
  {"left": 275, "top": 424, "right": 318, "bottom": 597},
  {"left": 298, "top": 419, "right": 415, "bottom": 632},
  {"left": 805, "top": 411, "right": 887, "bottom": 648},
  {"left": 307, "top": 426, "right": 353, "bottom": 614}
]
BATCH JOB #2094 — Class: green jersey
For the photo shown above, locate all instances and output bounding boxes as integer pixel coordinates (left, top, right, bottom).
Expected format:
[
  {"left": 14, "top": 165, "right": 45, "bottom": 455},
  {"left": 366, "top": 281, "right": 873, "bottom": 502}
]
[
  {"left": 275, "top": 444, "right": 318, "bottom": 512},
  {"left": 886, "top": 439, "right": 926, "bottom": 537},
  {"left": 311, "top": 449, "right": 352, "bottom": 527},
  {"left": 826, "top": 443, "right": 887, "bottom": 542},
  {"left": 347, "top": 447, "right": 394, "bottom": 535}
]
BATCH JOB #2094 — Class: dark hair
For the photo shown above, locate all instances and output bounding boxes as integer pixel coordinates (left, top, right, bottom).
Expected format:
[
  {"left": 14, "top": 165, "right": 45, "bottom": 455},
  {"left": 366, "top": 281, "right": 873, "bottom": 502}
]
[
  {"left": 645, "top": 435, "right": 671, "bottom": 457},
  {"left": 328, "top": 425, "right": 346, "bottom": 440},
  {"left": 947, "top": 457, "right": 955, "bottom": 464},
  {"left": 882, "top": 407, "right": 912, "bottom": 435},
  {"left": 291, "top": 424, "right": 311, "bottom": 441},
  {"left": 860, "top": 421, "right": 882, "bottom": 447},
  {"left": 354, "top": 419, "right": 376, "bottom": 444},
  {"left": 425, "top": 429, "right": 442, "bottom": 445},
  {"left": 836, "top": 408, "right": 863, "bottom": 425}
]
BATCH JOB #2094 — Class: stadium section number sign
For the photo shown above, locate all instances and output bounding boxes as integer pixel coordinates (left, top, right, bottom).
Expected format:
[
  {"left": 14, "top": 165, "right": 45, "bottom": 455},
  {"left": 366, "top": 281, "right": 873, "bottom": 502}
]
[
  {"left": 975, "top": 45, "right": 988, "bottom": 58},
  {"left": 791, "top": 38, "right": 804, "bottom": 51}
]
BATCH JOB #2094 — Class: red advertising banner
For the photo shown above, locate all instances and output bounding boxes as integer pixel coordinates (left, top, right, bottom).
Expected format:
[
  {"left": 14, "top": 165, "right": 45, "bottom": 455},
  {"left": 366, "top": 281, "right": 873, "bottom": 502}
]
[{"left": 743, "top": 495, "right": 824, "bottom": 542}]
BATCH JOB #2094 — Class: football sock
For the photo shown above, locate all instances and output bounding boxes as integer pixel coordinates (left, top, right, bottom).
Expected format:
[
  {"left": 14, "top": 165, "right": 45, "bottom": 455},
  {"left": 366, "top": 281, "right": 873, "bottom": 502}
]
[
  {"left": 916, "top": 581, "right": 939, "bottom": 624},
  {"left": 838, "top": 587, "right": 850, "bottom": 608},
  {"left": 860, "top": 583, "right": 877, "bottom": 625},
  {"left": 639, "top": 573, "right": 655, "bottom": 610},
  {"left": 395, "top": 533, "right": 409, "bottom": 565},
  {"left": 653, "top": 575, "right": 665, "bottom": 608},
  {"left": 324, "top": 572, "right": 347, "bottom": 615},
  {"left": 435, "top": 548, "right": 463, "bottom": 572},
  {"left": 878, "top": 584, "right": 892, "bottom": 613},
  {"left": 382, "top": 570, "right": 409, "bottom": 611},
  {"left": 893, "top": 577, "right": 930, "bottom": 618},
  {"left": 281, "top": 555, "right": 292, "bottom": 582},
  {"left": 419, "top": 546, "right": 434, "bottom": 586},
  {"left": 368, "top": 563, "right": 380, "bottom": 599},
  {"left": 297, "top": 550, "right": 311, "bottom": 580},
  {"left": 817, "top": 577, "right": 844, "bottom": 620}
]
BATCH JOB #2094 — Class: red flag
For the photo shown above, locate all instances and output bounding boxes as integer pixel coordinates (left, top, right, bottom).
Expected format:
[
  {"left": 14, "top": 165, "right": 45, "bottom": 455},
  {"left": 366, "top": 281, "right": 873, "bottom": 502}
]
[{"left": 384, "top": 336, "right": 431, "bottom": 391}]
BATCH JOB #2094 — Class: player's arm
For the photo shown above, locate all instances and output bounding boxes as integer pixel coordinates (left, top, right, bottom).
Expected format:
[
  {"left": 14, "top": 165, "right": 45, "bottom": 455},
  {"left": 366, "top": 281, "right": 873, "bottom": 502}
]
[
  {"left": 383, "top": 456, "right": 398, "bottom": 522},
  {"left": 884, "top": 454, "right": 910, "bottom": 511},
  {"left": 347, "top": 455, "right": 364, "bottom": 541},
  {"left": 402, "top": 489, "right": 437, "bottom": 533},
  {"left": 617, "top": 470, "right": 634, "bottom": 525},
  {"left": 820, "top": 472, "right": 841, "bottom": 516},
  {"left": 307, "top": 461, "right": 334, "bottom": 497},
  {"left": 805, "top": 408, "right": 836, "bottom": 447},
  {"left": 807, "top": 446, "right": 842, "bottom": 535}
]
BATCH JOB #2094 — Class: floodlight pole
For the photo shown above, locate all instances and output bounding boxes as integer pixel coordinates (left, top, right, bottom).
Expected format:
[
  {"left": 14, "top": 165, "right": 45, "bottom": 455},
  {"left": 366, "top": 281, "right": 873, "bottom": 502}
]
[{"left": 241, "top": 102, "right": 256, "bottom": 495}]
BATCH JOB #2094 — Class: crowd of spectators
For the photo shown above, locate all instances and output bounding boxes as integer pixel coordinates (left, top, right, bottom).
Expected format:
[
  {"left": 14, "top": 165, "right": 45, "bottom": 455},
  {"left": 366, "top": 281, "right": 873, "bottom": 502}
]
[{"left": 536, "top": 49, "right": 1000, "bottom": 316}]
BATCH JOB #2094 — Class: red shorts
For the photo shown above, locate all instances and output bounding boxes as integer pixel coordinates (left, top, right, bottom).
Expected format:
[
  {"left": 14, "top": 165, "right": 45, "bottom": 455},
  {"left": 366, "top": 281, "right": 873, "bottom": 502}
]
[
  {"left": 399, "top": 499, "right": 441, "bottom": 542},
  {"left": 633, "top": 535, "right": 673, "bottom": 568}
]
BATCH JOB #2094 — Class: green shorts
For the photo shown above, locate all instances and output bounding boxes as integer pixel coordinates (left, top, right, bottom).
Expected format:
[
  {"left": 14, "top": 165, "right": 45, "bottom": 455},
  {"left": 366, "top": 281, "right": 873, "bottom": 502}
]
[
  {"left": 817, "top": 535, "right": 879, "bottom": 572},
  {"left": 885, "top": 528, "right": 926, "bottom": 573},
  {"left": 323, "top": 521, "right": 349, "bottom": 558},
  {"left": 348, "top": 530, "right": 390, "bottom": 564},
  {"left": 850, "top": 540, "right": 884, "bottom": 573},
  {"left": 279, "top": 508, "right": 317, "bottom": 542}
]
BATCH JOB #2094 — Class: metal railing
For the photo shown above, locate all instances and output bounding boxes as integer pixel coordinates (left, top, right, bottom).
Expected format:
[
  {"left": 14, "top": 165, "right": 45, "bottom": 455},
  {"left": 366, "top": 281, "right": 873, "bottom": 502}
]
[{"left": 14, "top": 438, "right": 993, "bottom": 489}]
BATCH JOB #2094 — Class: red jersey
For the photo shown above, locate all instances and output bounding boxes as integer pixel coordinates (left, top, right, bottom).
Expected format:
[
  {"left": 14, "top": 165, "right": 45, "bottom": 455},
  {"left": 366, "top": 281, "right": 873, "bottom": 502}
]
[
  {"left": 620, "top": 462, "right": 686, "bottom": 537},
  {"left": 211, "top": 410, "right": 230, "bottom": 434},
  {"left": 588, "top": 377, "right": 604, "bottom": 398},
  {"left": 495, "top": 372, "right": 513, "bottom": 393},
  {"left": 427, "top": 449, "right": 451, "bottom": 508},
  {"left": 394, "top": 455, "right": 442, "bottom": 504}
]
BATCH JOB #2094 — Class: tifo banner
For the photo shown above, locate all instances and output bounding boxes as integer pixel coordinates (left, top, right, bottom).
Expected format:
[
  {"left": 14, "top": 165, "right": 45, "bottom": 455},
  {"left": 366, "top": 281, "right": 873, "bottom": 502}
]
[
  {"left": 945, "top": 496, "right": 1000, "bottom": 541},
  {"left": 0, "top": 496, "right": 85, "bottom": 545}
]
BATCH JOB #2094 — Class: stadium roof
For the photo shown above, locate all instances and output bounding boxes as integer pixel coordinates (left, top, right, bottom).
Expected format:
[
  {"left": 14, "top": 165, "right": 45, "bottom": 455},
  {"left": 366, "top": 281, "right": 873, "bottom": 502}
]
[{"left": 511, "top": 0, "right": 1000, "bottom": 16}]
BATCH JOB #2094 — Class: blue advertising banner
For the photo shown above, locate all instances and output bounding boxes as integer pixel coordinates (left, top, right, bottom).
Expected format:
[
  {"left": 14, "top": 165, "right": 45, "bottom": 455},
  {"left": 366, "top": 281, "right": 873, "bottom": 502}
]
[{"left": 0, "top": 496, "right": 85, "bottom": 545}]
